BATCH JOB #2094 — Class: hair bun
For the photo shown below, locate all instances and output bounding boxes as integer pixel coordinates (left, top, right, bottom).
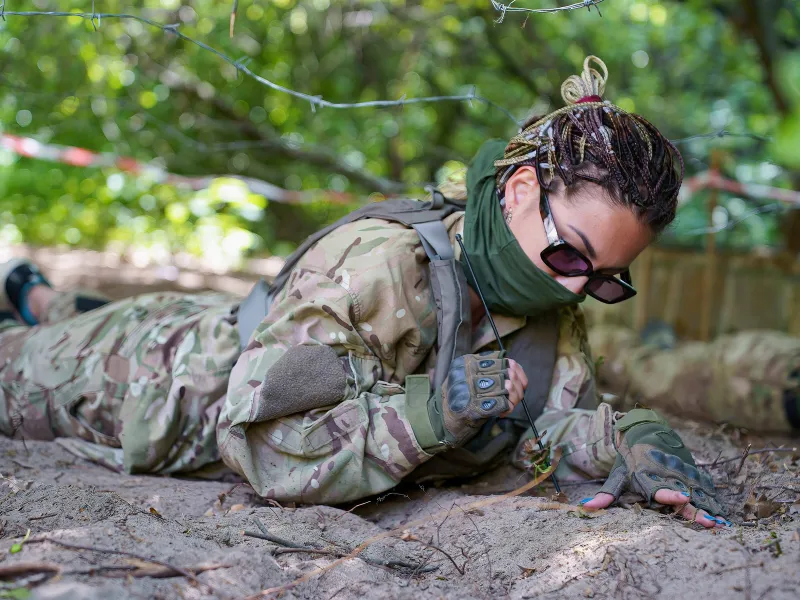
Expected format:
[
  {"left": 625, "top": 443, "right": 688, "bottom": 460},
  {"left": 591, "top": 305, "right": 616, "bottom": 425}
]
[{"left": 560, "top": 55, "right": 608, "bottom": 105}]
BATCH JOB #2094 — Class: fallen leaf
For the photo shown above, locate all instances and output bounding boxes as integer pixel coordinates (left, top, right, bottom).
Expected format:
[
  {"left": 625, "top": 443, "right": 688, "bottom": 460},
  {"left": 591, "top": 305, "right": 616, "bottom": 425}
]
[
  {"left": 744, "top": 493, "right": 782, "bottom": 520},
  {"left": 228, "top": 504, "right": 246, "bottom": 513},
  {"left": 149, "top": 507, "right": 163, "bottom": 519},
  {"left": 569, "top": 508, "right": 606, "bottom": 519},
  {"left": 400, "top": 530, "right": 418, "bottom": 541},
  {"left": 550, "top": 492, "right": 568, "bottom": 504},
  {"left": 518, "top": 565, "right": 536, "bottom": 578}
]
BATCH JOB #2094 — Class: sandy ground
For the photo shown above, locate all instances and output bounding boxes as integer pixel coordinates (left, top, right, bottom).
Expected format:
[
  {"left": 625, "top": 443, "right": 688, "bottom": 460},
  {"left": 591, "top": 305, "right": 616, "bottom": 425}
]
[
  {"left": 0, "top": 420, "right": 798, "bottom": 600},
  {"left": 0, "top": 251, "right": 799, "bottom": 599}
]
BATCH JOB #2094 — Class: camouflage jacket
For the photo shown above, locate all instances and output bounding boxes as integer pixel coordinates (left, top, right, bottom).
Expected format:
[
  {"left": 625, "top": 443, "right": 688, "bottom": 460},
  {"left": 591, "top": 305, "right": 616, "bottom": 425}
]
[{"left": 218, "top": 212, "right": 618, "bottom": 503}]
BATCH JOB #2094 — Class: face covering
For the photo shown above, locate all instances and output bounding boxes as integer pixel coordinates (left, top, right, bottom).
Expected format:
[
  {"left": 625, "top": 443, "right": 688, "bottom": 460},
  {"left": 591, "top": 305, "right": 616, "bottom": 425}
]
[{"left": 461, "top": 139, "right": 585, "bottom": 317}]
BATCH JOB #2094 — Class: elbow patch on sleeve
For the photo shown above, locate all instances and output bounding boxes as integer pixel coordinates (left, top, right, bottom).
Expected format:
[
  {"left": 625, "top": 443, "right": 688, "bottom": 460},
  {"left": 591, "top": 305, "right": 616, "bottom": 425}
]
[{"left": 255, "top": 344, "right": 347, "bottom": 422}]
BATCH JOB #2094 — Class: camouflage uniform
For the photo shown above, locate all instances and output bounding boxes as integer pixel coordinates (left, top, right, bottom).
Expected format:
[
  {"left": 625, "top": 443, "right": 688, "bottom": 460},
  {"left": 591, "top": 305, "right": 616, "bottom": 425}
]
[
  {"left": 0, "top": 213, "right": 618, "bottom": 503},
  {"left": 0, "top": 291, "right": 240, "bottom": 473},
  {"left": 589, "top": 325, "right": 800, "bottom": 433},
  {"left": 217, "top": 213, "right": 616, "bottom": 503}
]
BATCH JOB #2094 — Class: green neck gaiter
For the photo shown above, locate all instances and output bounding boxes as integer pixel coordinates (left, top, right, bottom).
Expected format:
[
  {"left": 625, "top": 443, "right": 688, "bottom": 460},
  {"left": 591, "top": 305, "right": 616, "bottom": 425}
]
[{"left": 461, "top": 139, "right": 585, "bottom": 317}]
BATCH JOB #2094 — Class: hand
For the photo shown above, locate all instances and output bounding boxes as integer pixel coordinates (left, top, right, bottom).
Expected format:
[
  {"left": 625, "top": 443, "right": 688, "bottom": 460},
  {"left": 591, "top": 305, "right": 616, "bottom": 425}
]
[
  {"left": 581, "top": 490, "right": 729, "bottom": 529},
  {"left": 579, "top": 409, "right": 730, "bottom": 529},
  {"left": 440, "top": 351, "right": 527, "bottom": 445}
]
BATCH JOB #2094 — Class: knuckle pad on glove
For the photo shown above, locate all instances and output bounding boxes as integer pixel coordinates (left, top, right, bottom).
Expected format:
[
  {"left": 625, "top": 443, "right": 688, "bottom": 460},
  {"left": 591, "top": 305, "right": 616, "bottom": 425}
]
[{"left": 628, "top": 444, "right": 725, "bottom": 514}]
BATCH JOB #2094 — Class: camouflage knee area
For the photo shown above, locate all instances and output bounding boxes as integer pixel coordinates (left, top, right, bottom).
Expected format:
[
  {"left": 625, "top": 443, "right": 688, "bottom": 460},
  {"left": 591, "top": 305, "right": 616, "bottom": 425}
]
[
  {"left": 708, "top": 332, "right": 800, "bottom": 433},
  {"left": 41, "top": 290, "right": 110, "bottom": 324}
]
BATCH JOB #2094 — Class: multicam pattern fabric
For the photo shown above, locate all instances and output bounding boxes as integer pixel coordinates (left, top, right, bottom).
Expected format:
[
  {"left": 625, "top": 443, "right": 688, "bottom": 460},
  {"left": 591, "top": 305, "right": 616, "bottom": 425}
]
[
  {"left": 589, "top": 325, "right": 800, "bottom": 433},
  {"left": 0, "top": 291, "right": 240, "bottom": 473},
  {"left": 0, "top": 214, "right": 618, "bottom": 503},
  {"left": 511, "top": 306, "right": 617, "bottom": 481},
  {"left": 218, "top": 213, "right": 618, "bottom": 502}
]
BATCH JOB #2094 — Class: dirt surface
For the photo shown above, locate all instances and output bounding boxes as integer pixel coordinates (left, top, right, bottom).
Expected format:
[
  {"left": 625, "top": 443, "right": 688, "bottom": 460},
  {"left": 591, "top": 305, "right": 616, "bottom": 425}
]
[
  {"left": 1, "top": 251, "right": 799, "bottom": 599},
  {"left": 1, "top": 421, "right": 798, "bottom": 600}
]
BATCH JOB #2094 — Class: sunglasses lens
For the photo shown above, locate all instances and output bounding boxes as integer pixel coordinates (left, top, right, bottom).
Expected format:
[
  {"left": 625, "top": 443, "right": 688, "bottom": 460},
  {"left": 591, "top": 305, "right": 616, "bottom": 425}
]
[
  {"left": 585, "top": 277, "right": 631, "bottom": 304},
  {"left": 544, "top": 246, "right": 591, "bottom": 276}
]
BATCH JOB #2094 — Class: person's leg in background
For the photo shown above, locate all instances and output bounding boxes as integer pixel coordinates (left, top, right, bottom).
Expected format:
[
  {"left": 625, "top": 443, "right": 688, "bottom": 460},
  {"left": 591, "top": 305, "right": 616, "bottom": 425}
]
[{"left": 2, "top": 258, "right": 110, "bottom": 325}]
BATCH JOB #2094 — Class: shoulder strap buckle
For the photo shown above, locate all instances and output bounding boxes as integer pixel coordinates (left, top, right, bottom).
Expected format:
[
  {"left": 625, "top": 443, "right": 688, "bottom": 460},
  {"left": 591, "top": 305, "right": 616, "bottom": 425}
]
[{"left": 425, "top": 185, "right": 445, "bottom": 210}]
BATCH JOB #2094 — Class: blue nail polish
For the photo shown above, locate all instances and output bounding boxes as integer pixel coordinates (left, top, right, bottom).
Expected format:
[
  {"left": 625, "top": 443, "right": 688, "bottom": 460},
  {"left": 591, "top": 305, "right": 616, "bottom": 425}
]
[
  {"left": 726, "top": 520, "right": 733, "bottom": 527},
  {"left": 704, "top": 514, "right": 716, "bottom": 521},
  {"left": 681, "top": 492, "right": 690, "bottom": 497},
  {"left": 578, "top": 497, "right": 593, "bottom": 505}
]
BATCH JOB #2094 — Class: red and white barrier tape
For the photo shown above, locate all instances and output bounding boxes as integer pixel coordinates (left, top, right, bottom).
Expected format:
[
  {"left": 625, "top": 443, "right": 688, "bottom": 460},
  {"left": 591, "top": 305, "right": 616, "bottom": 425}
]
[
  {"left": 3, "top": 133, "right": 797, "bottom": 208},
  {"left": 0, "top": 133, "right": 355, "bottom": 204}
]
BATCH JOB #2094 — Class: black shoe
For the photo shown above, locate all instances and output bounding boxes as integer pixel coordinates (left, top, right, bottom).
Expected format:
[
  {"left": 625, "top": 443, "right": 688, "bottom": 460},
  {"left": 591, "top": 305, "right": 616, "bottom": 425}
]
[{"left": 1, "top": 259, "right": 51, "bottom": 325}]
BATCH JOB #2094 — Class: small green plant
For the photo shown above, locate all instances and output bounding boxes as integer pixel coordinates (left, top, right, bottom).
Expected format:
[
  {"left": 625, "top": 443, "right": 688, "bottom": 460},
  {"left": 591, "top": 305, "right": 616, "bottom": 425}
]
[
  {"left": 9, "top": 529, "right": 30, "bottom": 554},
  {"left": 762, "top": 531, "right": 783, "bottom": 557}
]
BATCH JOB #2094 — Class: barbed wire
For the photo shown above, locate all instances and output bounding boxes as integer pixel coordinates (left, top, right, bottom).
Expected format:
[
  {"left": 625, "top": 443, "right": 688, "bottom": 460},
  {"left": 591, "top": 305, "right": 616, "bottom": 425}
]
[
  {"left": 490, "top": 0, "right": 605, "bottom": 23},
  {"left": 0, "top": 9, "right": 523, "bottom": 125},
  {"left": 681, "top": 203, "right": 785, "bottom": 237},
  {"left": 671, "top": 130, "right": 770, "bottom": 144}
]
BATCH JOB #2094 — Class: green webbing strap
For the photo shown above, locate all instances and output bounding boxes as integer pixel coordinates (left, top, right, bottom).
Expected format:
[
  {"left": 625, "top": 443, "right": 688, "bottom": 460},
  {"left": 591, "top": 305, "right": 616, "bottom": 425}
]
[
  {"left": 614, "top": 408, "right": 667, "bottom": 433},
  {"left": 405, "top": 374, "right": 442, "bottom": 451}
]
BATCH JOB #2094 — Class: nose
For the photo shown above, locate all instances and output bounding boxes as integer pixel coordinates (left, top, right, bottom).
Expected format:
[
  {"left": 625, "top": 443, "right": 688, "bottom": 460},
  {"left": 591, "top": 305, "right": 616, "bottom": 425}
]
[{"left": 556, "top": 275, "right": 589, "bottom": 295}]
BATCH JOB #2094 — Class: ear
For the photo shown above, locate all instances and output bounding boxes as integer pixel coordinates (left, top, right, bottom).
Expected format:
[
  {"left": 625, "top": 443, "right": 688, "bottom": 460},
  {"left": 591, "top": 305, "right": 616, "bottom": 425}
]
[{"left": 504, "top": 165, "right": 539, "bottom": 208}]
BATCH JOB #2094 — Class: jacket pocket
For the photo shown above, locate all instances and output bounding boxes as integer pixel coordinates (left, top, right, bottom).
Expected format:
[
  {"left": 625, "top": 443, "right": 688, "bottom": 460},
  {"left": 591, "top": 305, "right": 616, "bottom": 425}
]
[{"left": 275, "top": 400, "right": 367, "bottom": 459}]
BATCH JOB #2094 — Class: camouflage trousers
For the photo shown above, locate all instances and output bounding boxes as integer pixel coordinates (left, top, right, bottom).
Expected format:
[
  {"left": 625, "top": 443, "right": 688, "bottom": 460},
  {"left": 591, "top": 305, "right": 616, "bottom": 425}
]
[
  {"left": 590, "top": 327, "right": 800, "bottom": 433},
  {"left": 0, "top": 291, "right": 241, "bottom": 473}
]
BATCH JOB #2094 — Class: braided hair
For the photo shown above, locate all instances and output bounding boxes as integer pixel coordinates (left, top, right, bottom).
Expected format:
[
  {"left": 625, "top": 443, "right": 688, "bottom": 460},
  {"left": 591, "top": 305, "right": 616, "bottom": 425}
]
[{"left": 495, "top": 56, "right": 683, "bottom": 233}]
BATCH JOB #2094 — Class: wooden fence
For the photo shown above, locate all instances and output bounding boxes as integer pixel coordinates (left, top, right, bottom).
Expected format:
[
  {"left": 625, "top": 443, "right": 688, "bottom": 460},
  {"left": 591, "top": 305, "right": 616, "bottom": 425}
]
[{"left": 583, "top": 246, "right": 800, "bottom": 340}]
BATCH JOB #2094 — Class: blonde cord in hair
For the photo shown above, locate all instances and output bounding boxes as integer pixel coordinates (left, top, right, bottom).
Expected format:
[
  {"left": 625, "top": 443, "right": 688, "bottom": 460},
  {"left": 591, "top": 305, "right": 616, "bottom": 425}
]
[{"left": 560, "top": 55, "right": 608, "bottom": 105}]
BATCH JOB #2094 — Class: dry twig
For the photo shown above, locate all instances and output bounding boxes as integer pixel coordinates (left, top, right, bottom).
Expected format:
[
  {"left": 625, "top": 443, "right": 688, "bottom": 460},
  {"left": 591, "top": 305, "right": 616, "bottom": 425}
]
[
  {"left": 697, "top": 446, "right": 797, "bottom": 467},
  {"left": 25, "top": 538, "right": 203, "bottom": 587},
  {"left": 245, "top": 450, "right": 567, "bottom": 599}
]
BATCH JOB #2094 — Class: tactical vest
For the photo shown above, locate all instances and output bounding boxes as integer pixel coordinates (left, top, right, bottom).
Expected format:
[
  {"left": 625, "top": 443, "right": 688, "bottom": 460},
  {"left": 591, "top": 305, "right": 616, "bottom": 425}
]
[{"left": 237, "top": 193, "right": 594, "bottom": 480}]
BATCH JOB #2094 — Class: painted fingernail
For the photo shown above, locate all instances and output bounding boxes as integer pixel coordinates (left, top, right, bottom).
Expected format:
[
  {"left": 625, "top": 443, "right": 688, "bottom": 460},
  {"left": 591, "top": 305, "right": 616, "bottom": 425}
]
[
  {"left": 715, "top": 517, "right": 725, "bottom": 525},
  {"left": 704, "top": 515, "right": 716, "bottom": 522},
  {"left": 681, "top": 492, "right": 690, "bottom": 497},
  {"left": 579, "top": 497, "right": 593, "bottom": 505}
]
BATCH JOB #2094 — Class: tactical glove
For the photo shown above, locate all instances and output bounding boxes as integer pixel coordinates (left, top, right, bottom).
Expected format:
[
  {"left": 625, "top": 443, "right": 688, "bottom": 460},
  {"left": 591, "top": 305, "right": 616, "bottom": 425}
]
[
  {"left": 429, "top": 351, "right": 511, "bottom": 446},
  {"left": 599, "top": 409, "right": 727, "bottom": 517}
]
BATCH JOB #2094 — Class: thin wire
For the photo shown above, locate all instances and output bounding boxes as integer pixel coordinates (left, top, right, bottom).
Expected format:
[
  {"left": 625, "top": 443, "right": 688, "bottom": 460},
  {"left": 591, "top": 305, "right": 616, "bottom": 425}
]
[
  {"left": 491, "top": 0, "right": 605, "bottom": 23},
  {"left": 1, "top": 11, "right": 521, "bottom": 125},
  {"left": 671, "top": 130, "right": 770, "bottom": 144},
  {"left": 681, "top": 203, "right": 785, "bottom": 236}
]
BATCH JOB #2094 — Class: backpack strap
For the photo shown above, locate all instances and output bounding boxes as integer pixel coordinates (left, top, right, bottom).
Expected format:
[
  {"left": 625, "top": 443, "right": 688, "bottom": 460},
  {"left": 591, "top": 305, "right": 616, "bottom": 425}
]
[
  {"left": 505, "top": 312, "right": 560, "bottom": 423},
  {"left": 412, "top": 221, "right": 471, "bottom": 389},
  {"left": 237, "top": 196, "right": 472, "bottom": 388}
]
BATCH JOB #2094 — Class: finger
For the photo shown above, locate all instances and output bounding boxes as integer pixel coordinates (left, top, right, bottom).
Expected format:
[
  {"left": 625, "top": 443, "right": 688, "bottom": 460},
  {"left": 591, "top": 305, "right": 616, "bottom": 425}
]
[
  {"left": 653, "top": 489, "right": 721, "bottom": 527},
  {"left": 653, "top": 489, "right": 693, "bottom": 506},
  {"left": 578, "top": 492, "right": 615, "bottom": 510},
  {"left": 507, "top": 359, "right": 528, "bottom": 389},
  {"left": 504, "top": 379, "right": 523, "bottom": 409},
  {"left": 679, "top": 504, "right": 721, "bottom": 528}
]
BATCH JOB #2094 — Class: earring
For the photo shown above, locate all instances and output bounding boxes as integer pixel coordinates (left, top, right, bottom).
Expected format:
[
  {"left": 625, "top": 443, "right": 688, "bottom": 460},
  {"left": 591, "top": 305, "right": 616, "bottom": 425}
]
[{"left": 504, "top": 207, "right": 513, "bottom": 225}]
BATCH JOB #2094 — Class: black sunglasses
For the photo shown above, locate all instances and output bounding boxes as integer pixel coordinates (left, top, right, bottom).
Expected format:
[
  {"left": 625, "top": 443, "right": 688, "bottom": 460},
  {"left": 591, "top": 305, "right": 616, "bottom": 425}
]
[{"left": 536, "top": 175, "right": 637, "bottom": 305}]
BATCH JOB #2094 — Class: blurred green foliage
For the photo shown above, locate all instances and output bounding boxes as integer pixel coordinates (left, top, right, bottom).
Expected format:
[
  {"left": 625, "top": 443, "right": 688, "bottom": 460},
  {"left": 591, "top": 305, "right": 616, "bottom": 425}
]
[{"left": 0, "top": 0, "right": 798, "bottom": 267}]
